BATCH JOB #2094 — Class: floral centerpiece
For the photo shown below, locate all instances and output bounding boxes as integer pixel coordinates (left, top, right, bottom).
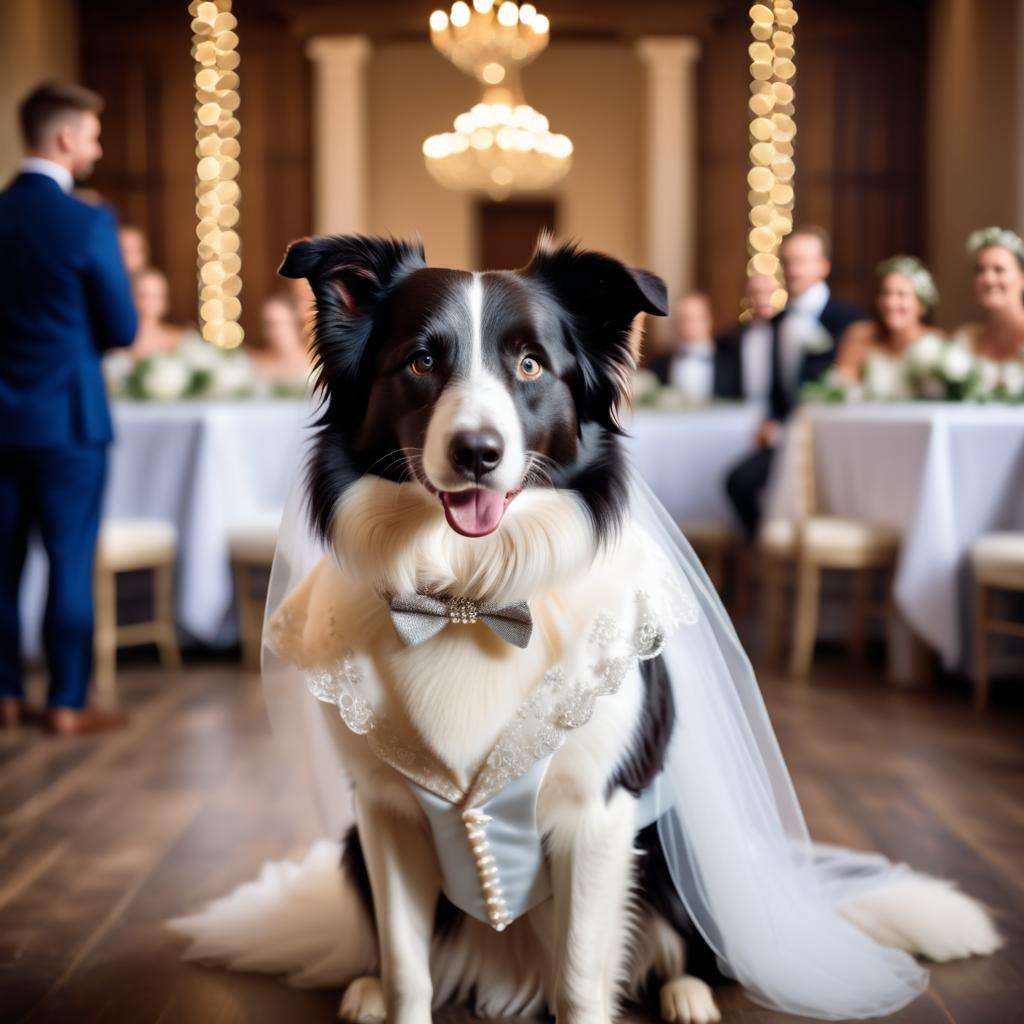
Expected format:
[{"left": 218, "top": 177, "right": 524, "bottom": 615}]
[
  {"left": 802, "top": 334, "right": 1024, "bottom": 405},
  {"left": 103, "top": 336, "right": 312, "bottom": 401},
  {"left": 632, "top": 368, "right": 727, "bottom": 410}
]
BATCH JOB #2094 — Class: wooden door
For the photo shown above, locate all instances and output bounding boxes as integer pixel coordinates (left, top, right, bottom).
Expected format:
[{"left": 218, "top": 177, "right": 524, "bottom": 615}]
[{"left": 477, "top": 199, "right": 558, "bottom": 271}]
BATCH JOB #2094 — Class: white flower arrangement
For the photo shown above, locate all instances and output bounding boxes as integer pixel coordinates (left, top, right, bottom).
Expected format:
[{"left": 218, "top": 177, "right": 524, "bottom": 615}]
[
  {"left": 138, "top": 354, "right": 192, "bottom": 401},
  {"left": 902, "top": 334, "right": 979, "bottom": 401},
  {"left": 804, "top": 332, "right": 1024, "bottom": 406},
  {"left": 104, "top": 333, "right": 269, "bottom": 402},
  {"left": 632, "top": 372, "right": 720, "bottom": 410},
  {"left": 975, "top": 357, "right": 1024, "bottom": 402},
  {"left": 101, "top": 349, "right": 134, "bottom": 394}
]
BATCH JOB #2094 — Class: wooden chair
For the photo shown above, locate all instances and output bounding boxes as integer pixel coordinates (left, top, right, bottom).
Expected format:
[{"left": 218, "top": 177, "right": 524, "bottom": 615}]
[
  {"left": 971, "top": 532, "right": 1024, "bottom": 710},
  {"left": 759, "top": 413, "right": 901, "bottom": 677},
  {"left": 94, "top": 518, "right": 181, "bottom": 705},
  {"left": 680, "top": 519, "right": 734, "bottom": 594},
  {"left": 227, "top": 513, "right": 281, "bottom": 669}
]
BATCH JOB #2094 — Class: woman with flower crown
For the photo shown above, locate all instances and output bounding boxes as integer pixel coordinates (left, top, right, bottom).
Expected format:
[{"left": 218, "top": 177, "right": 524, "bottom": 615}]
[
  {"left": 950, "top": 227, "right": 1024, "bottom": 400},
  {"left": 833, "top": 255, "right": 942, "bottom": 399},
  {"left": 955, "top": 227, "right": 1024, "bottom": 362}
]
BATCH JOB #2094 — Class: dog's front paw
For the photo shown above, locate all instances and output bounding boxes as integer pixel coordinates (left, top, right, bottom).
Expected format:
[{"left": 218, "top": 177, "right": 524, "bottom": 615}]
[
  {"left": 659, "top": 976, "right": 720, "bottom": 1024},
  {"left": 339, "top": 976, "right": 386, "bottom": 1023}
]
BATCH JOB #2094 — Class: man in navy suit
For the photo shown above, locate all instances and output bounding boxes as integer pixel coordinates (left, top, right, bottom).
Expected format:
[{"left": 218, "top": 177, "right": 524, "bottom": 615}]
[
  {"left": 725, "top": 227, "right": 863, "bottom": 535},
  {"left": 0, "top": 82, "right": 137, "bottom": 733}
]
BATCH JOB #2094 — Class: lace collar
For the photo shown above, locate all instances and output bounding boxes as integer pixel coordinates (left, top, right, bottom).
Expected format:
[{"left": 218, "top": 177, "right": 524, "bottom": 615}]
[{"left": 301, "top": 574, "right": 697, "bottom": 809}]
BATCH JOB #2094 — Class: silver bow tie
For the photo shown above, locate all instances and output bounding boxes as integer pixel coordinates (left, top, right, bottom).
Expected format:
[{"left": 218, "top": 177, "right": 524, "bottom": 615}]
[{"left": 389, "top": 593, "right": 533, "bottom": 649}]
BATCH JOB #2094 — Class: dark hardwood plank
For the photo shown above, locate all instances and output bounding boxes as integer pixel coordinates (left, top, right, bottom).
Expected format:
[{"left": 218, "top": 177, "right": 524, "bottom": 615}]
[{"left": 0, "top": 657, "right": 1020, "bottom": 1023}]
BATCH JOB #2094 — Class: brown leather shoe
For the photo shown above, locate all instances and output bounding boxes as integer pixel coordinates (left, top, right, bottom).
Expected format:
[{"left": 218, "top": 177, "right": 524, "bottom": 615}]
[
  {"left": 1, "top": 697, "right": 23, "bottom": 729},
  {"left": 45, "top": 706, "right": 129, "bottom": 736}
]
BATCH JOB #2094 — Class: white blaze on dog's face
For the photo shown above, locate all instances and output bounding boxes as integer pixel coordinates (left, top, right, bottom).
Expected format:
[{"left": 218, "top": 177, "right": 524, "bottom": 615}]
[
  {"left": 277, "top": 234, "right": 668, "bottom": 550},
  {"left": 421, "top": 274, "right": 529, "bottom": 537}
]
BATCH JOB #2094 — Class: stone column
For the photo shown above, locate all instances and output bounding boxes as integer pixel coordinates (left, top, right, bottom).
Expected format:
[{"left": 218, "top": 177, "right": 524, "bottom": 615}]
[
  {"left": 1017, "top": 0, "right": 1024, "bottom": 230},
  {"left": 636, "top": 37, "right": 701, "bottom": 342},
  {"left": 306, "top": 35, "right": 371, "bottom": 234}
]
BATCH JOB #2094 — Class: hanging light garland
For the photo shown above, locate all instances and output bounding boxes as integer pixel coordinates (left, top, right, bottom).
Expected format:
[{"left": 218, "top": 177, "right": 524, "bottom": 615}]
[
  {"left": 189, "top": 0, "right": 243, "bottom": 348},
  {"left": 746, "top": 1, "right": 797, "bottom": 311}
]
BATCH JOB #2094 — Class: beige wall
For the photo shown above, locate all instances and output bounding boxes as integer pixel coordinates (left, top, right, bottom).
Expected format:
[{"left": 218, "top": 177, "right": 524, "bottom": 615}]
[
  {"left": 927, "top": 0, "right": 1024, "bottom": 329},
  {"left": 366, "top": 40, "right": 645, "bottom": 271},
  {"left": 0, "top": 0, "right": 79, "bottom": 184}
]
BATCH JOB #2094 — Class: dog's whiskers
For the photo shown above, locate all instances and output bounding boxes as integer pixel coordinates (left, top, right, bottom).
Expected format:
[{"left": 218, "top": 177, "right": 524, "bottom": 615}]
[{"left": 523, "top": 450, "right": 556, "bottom": 489}]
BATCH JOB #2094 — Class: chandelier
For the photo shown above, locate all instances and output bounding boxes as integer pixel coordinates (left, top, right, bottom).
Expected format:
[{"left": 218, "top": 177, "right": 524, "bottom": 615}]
[
  {"left": 430, "top": 0, "right": 549, "bottom": 84},
  {"left": 423, "top": 1, "right": 572, "bottom": 199}
]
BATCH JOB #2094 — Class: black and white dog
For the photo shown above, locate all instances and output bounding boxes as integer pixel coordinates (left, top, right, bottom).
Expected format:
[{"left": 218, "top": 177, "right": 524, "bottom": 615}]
[{"left": 173, "top": 235, "right": 999, "bottom": 1024}]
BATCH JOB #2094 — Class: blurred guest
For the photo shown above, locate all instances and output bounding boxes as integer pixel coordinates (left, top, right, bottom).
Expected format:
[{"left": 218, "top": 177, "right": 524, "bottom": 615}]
[
  {"left": 725, "top": 226, "right": 863, "bottom": 535},
  {"left": 130, "top": 267, "right": 194, "bottom": 359},
  {"left": 249, "top": 293, "right": 312, "bottom": 387},
  {"left": 715, "top": 272, "right": 779, "bottom": 404},
  {"left": 649, "top": 292, "right": 723, "bottom": 403},
  {"left": 118, "top": 224, "right": 149, "bottom": 275},
  {"left": 835, "top": 255, "right": 940, "bottom": 382},
  {"left": 0, "top": 82, "right": 136, "bottom": 734},
  {"left": 954, "top": 227, "right": 1024, "bottom": 362}
]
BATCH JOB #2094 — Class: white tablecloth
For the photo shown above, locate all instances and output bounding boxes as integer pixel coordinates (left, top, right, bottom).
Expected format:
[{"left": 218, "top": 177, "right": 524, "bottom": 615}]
[
  {"left": 20, "top": 400, "right": 758, "bottom": 653},
  {"left": 21, "top": 400, "right": 316, "bottom": 651},
  {"left": 766, "top": 404, "right": 1024, "bottom": 669},
  {"left": 624, "top": 404, "right": 761, "bottom": 526}
]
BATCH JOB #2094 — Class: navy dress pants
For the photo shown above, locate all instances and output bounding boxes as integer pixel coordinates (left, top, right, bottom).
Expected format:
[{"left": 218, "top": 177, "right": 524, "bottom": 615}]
[
  {"left": 0, "top": 444, "right": 106, "bottom": 709},
  {"left": 725, "top": 446, "right": 775, "bottom": 538}
]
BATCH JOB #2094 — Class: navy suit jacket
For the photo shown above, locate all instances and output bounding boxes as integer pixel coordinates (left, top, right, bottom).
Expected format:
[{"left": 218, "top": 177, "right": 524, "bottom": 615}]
[
  {"left": 0, "top": 172, "right": 136, "bottom": 447},
  {"left": 768, "top": 294, "right": 863, "bottom": 422}
]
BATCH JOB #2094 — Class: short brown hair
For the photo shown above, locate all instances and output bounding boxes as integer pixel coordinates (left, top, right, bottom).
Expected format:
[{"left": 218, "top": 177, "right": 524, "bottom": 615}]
[
  {"left": 19, "top": 81, "right": 104, "bottom": 148},
  {"left": 783, "top": 224, "right": 832, "bottom": 261}
]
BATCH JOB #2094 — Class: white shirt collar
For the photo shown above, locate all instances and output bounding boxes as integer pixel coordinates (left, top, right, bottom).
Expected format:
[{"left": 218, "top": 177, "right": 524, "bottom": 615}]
[
  {"left": 785, "top": 279, "right": 830, "bottom": 319},
  {"left": 20, "top": 157, "right": 74, "bottom": 194},
  {"left": 674, "top": 338, "right": 714, "bottom": 358}
]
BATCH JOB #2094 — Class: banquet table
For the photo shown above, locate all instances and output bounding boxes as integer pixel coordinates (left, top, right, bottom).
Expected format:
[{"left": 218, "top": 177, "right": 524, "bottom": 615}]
[
  {"left": 623, "top": 404, "right": 761, "bottom": 525},
  {"left": 765, "top": 403, "right": 1024, "bottom": 673},
  {"left": 20, "top": 399, "right": 317, "bottom": 652},
  {"left": 19, "top": 399, "right": 760, "bottom": 655}
]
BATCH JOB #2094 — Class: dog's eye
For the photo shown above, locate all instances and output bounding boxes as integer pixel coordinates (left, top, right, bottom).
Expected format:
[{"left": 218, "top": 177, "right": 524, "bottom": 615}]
[
  {"left": 409, "top": 352, "right": 435, "bottom": 377},
  {"left": 517, "top": 355, "right": 543, "bottom": 381}
]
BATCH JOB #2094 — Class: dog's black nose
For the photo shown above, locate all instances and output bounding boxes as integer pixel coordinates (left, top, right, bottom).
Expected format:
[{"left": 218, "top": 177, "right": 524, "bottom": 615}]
[{"left": 448, "top": 429, "right": 504, "bottom": 481}]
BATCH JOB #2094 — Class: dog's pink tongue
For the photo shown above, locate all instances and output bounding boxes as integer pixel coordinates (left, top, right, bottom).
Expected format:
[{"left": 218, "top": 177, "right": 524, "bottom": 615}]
[{"left": 442, "top": 489, "right": 506, "bottom": 537}]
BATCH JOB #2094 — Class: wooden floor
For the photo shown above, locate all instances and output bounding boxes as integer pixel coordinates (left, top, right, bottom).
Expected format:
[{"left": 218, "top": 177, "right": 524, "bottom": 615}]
[{"left": 0, "top": 653, "right": 1021, "bottom": 1024}]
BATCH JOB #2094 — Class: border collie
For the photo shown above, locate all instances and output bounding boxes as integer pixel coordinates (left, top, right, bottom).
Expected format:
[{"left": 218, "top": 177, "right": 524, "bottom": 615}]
[{"left": 171, "top": 235, "right": 1000, "bottom": 1024}]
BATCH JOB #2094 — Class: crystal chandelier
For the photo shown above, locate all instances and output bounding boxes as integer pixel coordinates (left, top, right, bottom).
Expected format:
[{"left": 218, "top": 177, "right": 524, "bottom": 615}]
[
  {"left": 430, "top": 0, "right": 549, "bottom": 84},
  {"left": 423, "top": 1, "right": 572, "bottom": 199}
]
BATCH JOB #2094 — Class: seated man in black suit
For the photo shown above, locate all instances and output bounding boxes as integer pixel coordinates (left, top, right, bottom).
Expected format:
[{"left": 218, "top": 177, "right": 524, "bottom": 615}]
[
  {"left": 714, "top": 272, "right": 778, "bottom": 405},
  {"left": 725, "top": 226, "right": 863, "bottom": 535},
  {"left": 649, "top": 292, "right": 739, "bottom": 402}
]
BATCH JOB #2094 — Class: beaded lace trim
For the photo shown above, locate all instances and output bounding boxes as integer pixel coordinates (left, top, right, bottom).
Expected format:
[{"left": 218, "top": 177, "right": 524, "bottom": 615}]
[{"left": 302, "top": 584, "right": 693, "bottom": 808}]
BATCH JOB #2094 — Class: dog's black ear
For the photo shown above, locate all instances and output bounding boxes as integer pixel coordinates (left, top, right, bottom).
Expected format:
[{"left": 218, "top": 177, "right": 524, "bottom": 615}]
[
  {"left": 279, "top": 234, "right": 425, "bottom": 317},
  {"left": 279, "top": 236, "right": 426, "bottom": 539},
  {"left": 278, "top": 234, "right": 425, "bottom": 405},
  {"left": 524, "top": 235, "right": 668, "bottom": 432}
]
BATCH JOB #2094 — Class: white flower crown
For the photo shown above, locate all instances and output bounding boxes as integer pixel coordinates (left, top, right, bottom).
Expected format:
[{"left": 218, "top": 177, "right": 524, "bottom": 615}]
[
  {"left": 967, "top": 226, "right": 1024, "bottom": 269},
  {"left": 876, "top": 254, "right": 939, "bottom": 310}
]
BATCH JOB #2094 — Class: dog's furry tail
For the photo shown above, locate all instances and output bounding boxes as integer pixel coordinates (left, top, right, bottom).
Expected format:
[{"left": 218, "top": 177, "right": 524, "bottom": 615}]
[
  {"left": 838, "top": 873, "right": 1002, "bottom": 962},
  {"left": 168, "top": 839, "right": 377, "bottom": 988}
]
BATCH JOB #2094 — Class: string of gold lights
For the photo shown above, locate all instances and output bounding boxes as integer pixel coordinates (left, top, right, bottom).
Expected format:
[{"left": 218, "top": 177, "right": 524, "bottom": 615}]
[
  {"left": 747, "top": 1, "right": 797, "bottom": 311},
  {"left": 189, "top": 0, "right": 243, "bottom": 348}
]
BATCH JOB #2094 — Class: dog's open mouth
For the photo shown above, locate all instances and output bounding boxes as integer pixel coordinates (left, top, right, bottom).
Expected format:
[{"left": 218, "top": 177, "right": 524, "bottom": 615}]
[{"left": 441, "top": 488, "right": 521, "bottom": 537}]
